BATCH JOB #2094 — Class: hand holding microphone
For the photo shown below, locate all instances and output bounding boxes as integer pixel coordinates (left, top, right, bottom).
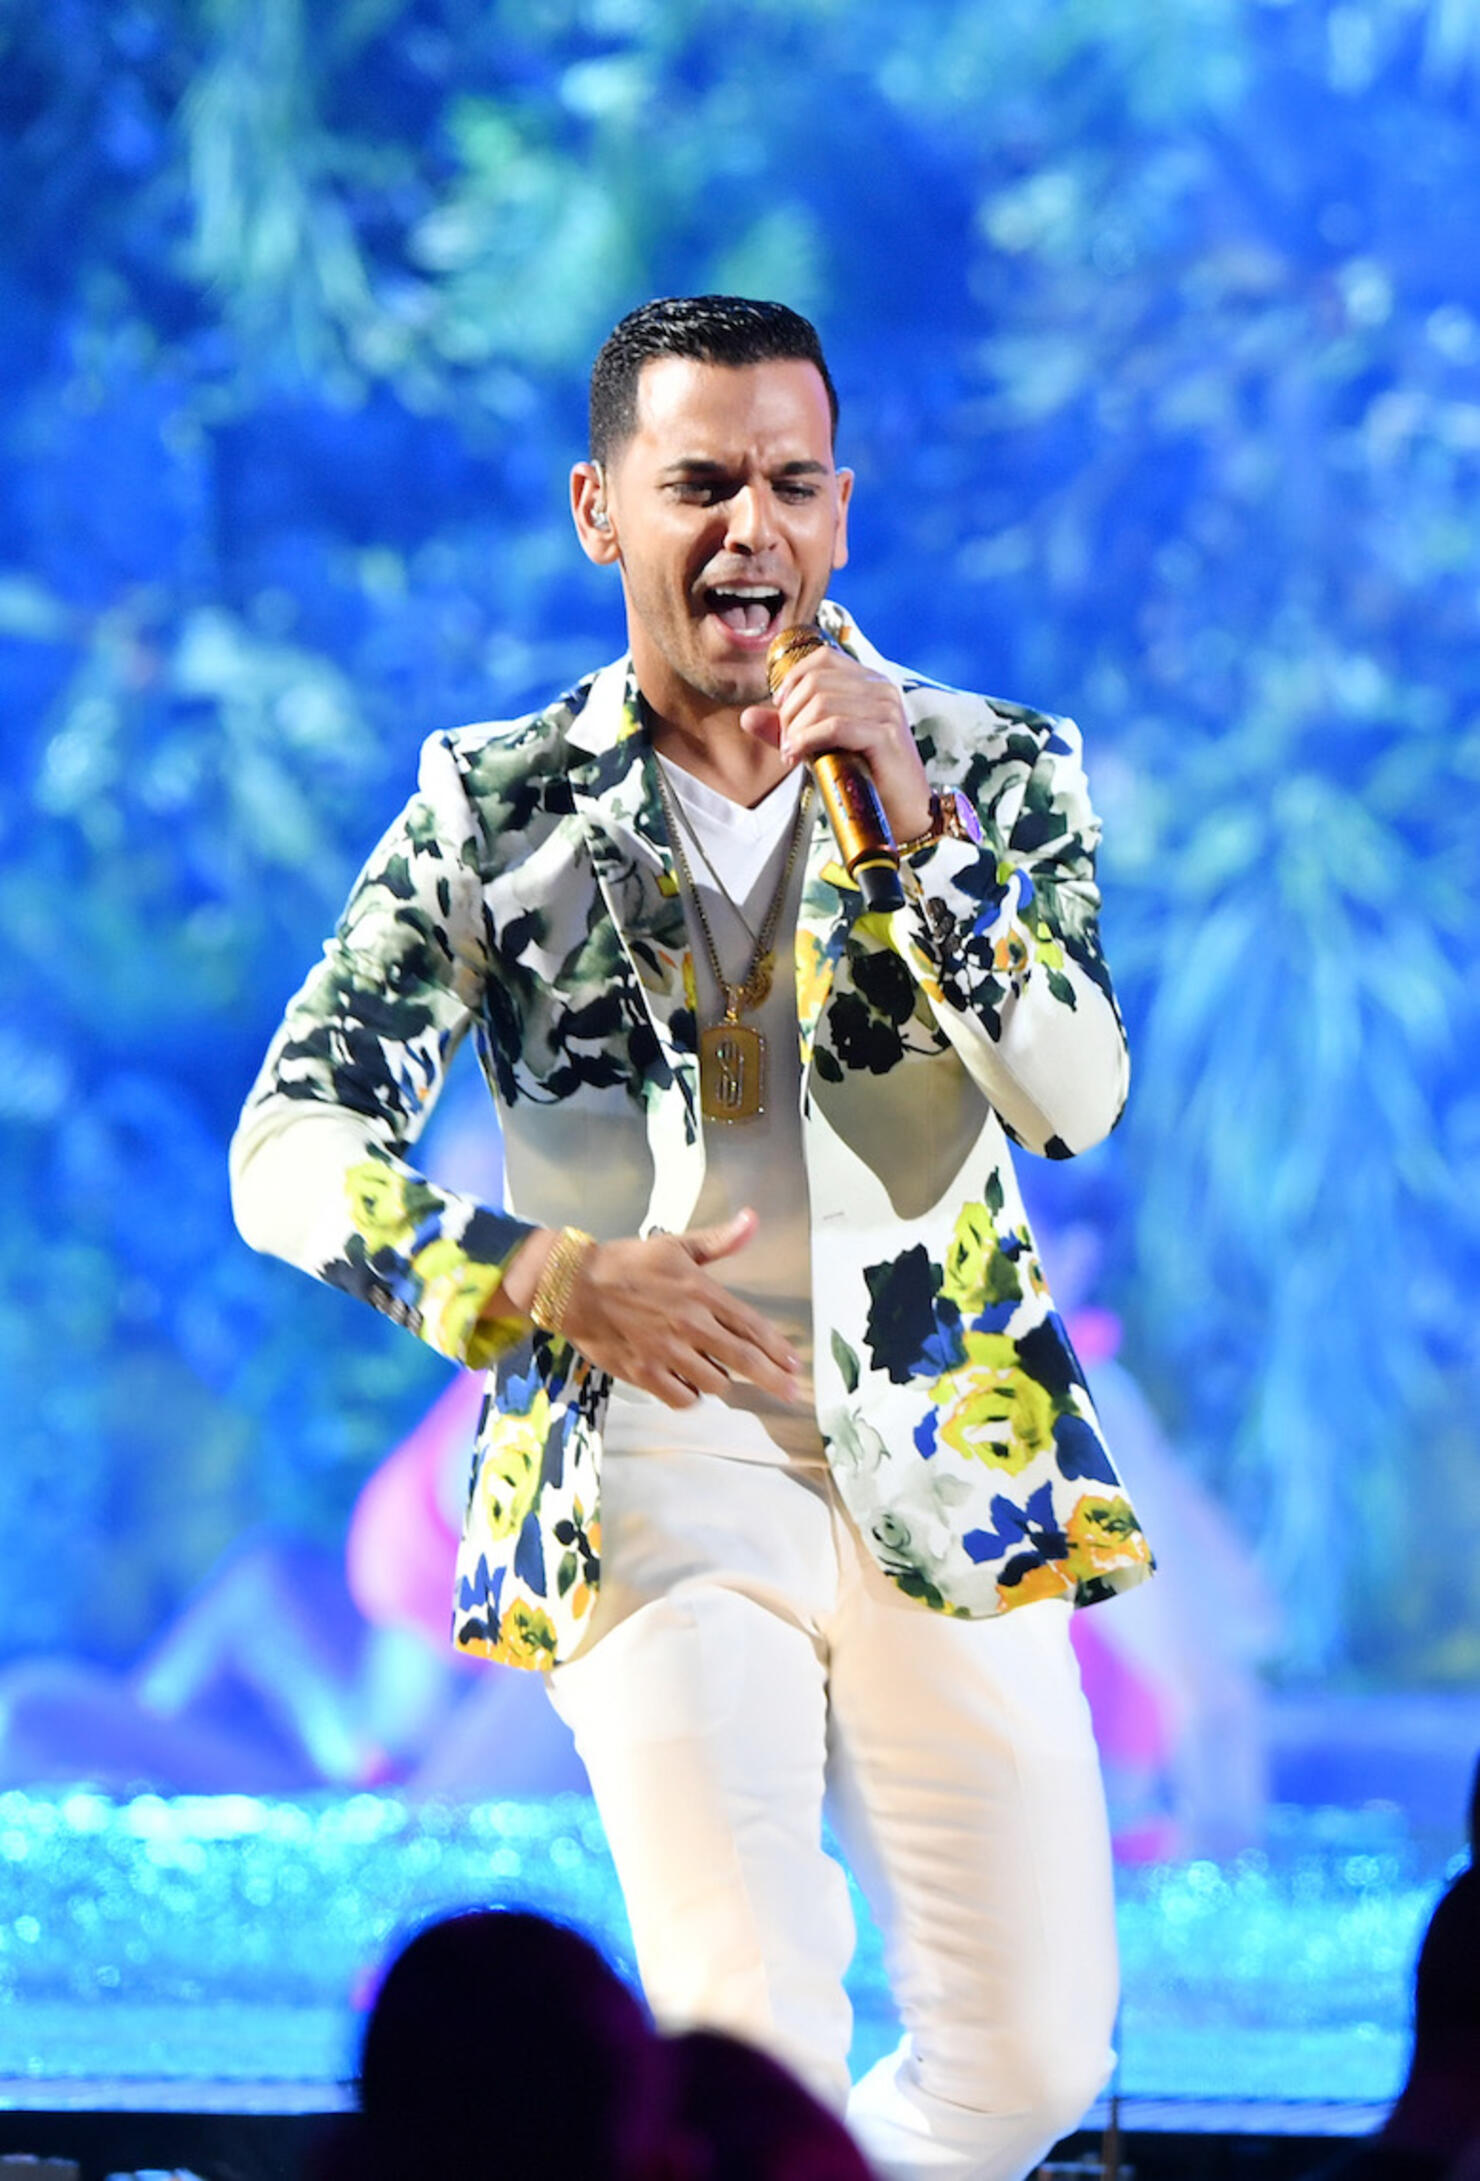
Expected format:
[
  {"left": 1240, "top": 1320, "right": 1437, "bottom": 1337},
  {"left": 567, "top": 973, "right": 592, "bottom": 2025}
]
[{"left": 758, "top": 625, "right": 920, "bottom": 913}]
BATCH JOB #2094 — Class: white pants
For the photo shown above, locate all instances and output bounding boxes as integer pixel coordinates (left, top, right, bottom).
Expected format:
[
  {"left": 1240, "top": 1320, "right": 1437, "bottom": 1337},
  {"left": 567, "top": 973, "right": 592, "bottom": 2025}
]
[{"left": 547, "top": 1449, "right": 1119, "bottom": 2181}]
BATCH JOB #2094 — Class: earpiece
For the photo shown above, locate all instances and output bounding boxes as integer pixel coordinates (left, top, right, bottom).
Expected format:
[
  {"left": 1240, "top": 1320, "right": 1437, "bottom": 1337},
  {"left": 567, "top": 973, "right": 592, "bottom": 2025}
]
[{"left": 592, "top": 507, "right": 610, "bottom": 531}]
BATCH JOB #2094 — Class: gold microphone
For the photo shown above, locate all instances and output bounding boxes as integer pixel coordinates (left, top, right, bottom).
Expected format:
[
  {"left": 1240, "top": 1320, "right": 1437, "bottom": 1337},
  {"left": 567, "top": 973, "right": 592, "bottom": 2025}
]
[{"left": 765, "top": 626, "right": 906, "bottom": 913}]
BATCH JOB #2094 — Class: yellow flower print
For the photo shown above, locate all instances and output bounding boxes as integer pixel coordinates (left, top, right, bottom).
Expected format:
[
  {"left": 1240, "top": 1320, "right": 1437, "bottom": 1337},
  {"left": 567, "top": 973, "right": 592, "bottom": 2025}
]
[
  {"left": 478, "top": 1390, "right": 551, "bottom": 1540},
  {"left": 413, "top": 1239, "right": 502, "bottom": 1362},
  {"left": 997, "top": 1561, "right": 1075, "bottom": 1610},
  {"left": 682, "top": 950, "right": 698, "bottom": 1014},
  {"left": 464, "top": 1300, "right": 526, "bottom": 1373},
  {"left": 853, "top": 910, "right": 901, "bottom": 952},
  {"left": 495, "top": 1598, "right": 559, "bottom": 1670},
  {"left": 794, "top": 927, "right": 832, "bottom": 1028},
  {"left": 942, "top": 1202, "right": 1009, "bottom": 1314},
  {"left": 930, "top": 1330, "right": 1057, "bottom": 1473},
  {"left": 1064, "top": 1495, "right": 1151, "bottom": 1582},
  {"left": 409, "top": 1234, "right": 464, "bottom": 1285},
  {"left": 345, "top": 1162, "right": 414, "bottom": 1254}
]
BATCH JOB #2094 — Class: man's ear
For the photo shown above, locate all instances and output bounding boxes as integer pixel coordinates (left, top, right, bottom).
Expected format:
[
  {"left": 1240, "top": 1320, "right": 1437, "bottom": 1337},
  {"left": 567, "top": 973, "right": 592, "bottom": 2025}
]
[
  {"left": 831, "top": 467, "right": 854, "bottom": 571},
  {"left": 571, "top": 462, "right": 619, "bottom": 564}
]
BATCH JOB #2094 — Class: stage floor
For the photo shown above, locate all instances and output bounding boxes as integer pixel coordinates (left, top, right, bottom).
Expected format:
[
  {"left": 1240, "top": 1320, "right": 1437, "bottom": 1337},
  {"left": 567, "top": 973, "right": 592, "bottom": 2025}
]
[{"left": 0, "top": 1789, "right": 1457, "bottom": 2127}]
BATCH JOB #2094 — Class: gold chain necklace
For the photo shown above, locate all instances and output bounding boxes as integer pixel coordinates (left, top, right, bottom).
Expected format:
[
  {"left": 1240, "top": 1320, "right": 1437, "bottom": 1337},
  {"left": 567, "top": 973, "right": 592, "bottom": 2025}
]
[{"left": 654, "top": 759, "right": 814, "bottom": 1123}]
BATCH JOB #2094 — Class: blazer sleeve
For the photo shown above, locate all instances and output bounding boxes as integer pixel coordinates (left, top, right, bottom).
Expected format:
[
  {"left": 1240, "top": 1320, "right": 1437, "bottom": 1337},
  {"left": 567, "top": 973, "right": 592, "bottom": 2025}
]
[
  {"left": 890, "top": 708, "right": 1129, "bottom": 1159},
  {"left": 229, "top": 730, "right": 537, "bottom": 1370}
]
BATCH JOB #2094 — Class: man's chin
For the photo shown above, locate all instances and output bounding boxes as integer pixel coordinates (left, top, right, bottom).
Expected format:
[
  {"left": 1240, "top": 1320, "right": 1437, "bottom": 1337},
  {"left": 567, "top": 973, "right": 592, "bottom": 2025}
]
[{"left": 686, "top": 657, "right": 773, "bottom": 711}]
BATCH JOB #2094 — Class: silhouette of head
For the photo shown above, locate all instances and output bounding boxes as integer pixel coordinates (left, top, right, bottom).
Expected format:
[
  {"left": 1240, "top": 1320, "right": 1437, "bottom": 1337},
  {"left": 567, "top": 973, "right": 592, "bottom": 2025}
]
[
  {"left": 668, "top": 2027, "right": 871, "bottom": 2181},
  {"left": 1410, "top": 1865, "right": 1480, "bottom": 2073},
  {"left": 358, "top": 1909, "right": 672, "bottom": 2181}
]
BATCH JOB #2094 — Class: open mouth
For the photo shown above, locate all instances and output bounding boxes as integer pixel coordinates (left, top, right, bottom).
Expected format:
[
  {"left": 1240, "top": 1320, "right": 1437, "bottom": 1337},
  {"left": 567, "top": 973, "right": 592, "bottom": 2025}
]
[{"left": 702, "top": 584, "right": 786, "bottom": 638}]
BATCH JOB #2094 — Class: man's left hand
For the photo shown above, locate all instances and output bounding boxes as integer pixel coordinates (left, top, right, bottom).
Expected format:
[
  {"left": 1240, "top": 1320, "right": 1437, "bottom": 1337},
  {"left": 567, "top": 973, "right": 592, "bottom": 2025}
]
[{"left": 738, "top": 645, "right": 932, "bottom": 843}]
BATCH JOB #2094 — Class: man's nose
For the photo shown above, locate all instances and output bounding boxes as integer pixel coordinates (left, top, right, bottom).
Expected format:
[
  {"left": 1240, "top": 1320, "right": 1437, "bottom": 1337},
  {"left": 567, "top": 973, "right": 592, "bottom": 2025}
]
[{"left": 723, "top": 483, "right": 775, "bottom": 551}]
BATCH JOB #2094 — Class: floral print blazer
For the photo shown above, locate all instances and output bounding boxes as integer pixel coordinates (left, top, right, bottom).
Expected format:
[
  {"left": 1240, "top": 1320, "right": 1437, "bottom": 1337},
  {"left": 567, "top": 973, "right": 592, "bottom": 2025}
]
[{"left": 231, "top": 602, "right": 1152, "bottom": 1669}]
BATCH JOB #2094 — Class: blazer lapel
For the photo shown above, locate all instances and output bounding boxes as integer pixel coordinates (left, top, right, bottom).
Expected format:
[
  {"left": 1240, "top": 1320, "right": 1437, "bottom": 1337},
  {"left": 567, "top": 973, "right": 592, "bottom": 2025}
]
[
  {"left": 565, "top": 660, "right": 705, "bottom": 1229},
  {"left": 793, "top": 596, "right": 905, "bottom": 1075},
  {"left": 794, "top": 816, "right": 857, "bottom": 1075}
]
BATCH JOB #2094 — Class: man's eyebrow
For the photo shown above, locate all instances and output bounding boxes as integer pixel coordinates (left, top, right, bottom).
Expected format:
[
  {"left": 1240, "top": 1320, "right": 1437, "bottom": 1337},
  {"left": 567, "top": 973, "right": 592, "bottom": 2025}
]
[{"left": 656, "top": 456, "right": 832, "bottom": 479}]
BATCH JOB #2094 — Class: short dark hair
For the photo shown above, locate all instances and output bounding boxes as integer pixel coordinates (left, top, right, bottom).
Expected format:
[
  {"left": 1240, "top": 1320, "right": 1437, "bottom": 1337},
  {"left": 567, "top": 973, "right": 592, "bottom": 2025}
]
[{"left": 589, "top": 294, "right": 839, "bottom": 463}]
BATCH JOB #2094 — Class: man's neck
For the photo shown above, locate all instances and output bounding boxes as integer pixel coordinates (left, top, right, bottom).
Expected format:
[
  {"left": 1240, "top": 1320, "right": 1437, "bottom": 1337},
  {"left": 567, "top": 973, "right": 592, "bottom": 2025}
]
[{"left": 644, "top": 702, "right": 791, "bottom": 809}]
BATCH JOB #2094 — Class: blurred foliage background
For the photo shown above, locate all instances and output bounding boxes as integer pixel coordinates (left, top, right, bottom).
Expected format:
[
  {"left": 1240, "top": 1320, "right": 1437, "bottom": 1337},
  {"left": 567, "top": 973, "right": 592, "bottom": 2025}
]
[{"left": 1, "top": 0, "right": 1477, "bottom": 1684}]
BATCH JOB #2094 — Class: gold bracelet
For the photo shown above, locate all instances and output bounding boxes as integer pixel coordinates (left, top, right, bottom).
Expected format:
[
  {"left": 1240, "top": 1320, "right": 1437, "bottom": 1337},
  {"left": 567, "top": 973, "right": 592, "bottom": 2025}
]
[{"left": 529, "top": 1226, "right": 595, "bottom": 1335}]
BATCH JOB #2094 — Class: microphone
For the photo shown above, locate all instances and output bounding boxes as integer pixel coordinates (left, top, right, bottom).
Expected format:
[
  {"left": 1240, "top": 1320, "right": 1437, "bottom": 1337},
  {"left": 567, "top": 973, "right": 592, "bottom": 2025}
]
[{"left": 765, "top": 626, "right": 906, "bottom": 913}]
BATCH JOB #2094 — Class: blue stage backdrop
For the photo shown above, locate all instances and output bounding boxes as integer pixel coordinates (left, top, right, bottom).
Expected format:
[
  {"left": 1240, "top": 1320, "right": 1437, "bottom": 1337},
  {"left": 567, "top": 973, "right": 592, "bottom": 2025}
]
[{"left": 1, "top": 0, "right": 1477, "bottom": 1748}]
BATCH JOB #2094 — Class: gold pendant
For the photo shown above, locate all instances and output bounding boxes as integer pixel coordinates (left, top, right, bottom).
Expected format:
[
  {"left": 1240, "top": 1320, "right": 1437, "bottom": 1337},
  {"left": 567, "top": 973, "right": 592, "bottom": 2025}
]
[{"left": 699, "top": 1019, "right": 765, "bottom": 1121}]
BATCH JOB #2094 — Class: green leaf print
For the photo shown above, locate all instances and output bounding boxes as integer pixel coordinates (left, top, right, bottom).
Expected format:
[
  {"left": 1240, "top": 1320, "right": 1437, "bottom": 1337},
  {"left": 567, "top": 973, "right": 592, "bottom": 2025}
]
[{"left": 831, "top": 1329, "right": 861, "bottom": 1394}]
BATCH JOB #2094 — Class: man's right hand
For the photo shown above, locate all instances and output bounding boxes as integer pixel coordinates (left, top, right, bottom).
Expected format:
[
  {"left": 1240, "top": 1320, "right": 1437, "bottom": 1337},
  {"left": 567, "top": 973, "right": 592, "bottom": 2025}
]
[{"left": 506, "top": 1208, "right": 802, "bottom": 1410}]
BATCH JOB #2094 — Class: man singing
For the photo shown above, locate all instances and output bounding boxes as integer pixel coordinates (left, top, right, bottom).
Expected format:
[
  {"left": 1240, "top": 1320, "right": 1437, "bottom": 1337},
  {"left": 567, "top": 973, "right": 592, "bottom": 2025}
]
[{"left": 231, "top": 295, "right": 1152, "bottom": 2181}]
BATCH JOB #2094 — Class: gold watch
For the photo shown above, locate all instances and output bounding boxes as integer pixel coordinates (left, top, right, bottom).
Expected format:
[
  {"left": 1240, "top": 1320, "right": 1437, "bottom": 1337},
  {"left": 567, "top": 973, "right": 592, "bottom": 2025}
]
[{"left": 895, "top": 789, "right": 983, "bottom": 856}]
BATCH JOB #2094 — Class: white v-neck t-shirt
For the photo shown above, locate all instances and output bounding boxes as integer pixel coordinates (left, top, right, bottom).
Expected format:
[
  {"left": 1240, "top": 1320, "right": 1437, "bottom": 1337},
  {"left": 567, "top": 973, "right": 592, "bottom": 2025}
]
[{"left": 602, "top": 758, "right": 825, "bottom": 1466}]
